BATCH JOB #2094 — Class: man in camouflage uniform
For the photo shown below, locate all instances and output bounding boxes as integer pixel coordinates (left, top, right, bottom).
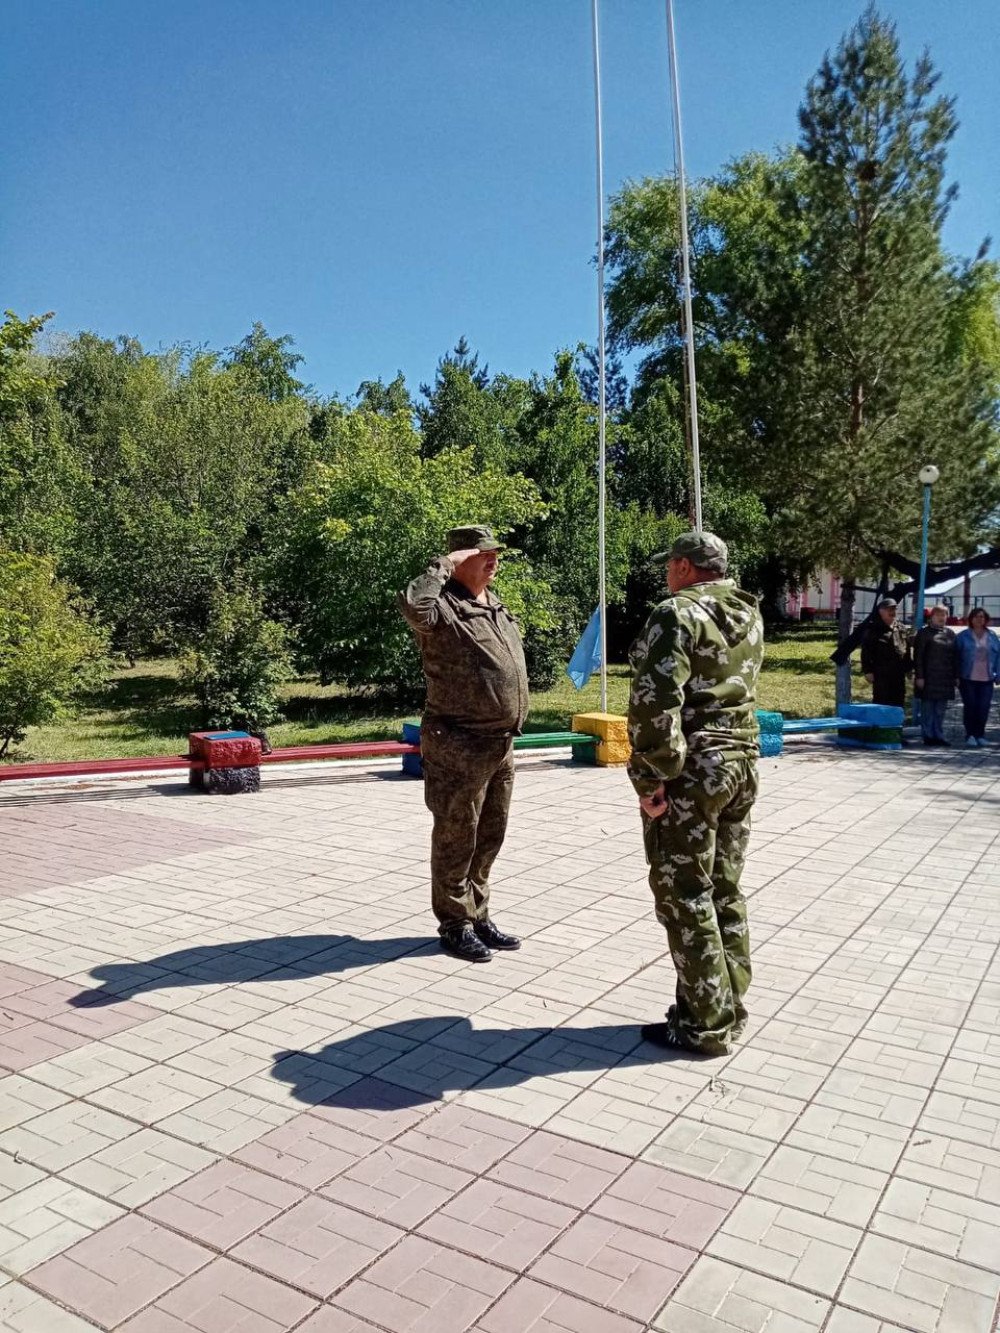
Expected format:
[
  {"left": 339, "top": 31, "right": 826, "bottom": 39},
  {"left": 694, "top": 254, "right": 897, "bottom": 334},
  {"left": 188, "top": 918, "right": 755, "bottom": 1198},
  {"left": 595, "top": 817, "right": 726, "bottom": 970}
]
[
  {"left": 399, "top": 525, "right": 528, "bottom": 963},
  {"left": 627, "top": 531, "right": 764, "bottom": 1056}
]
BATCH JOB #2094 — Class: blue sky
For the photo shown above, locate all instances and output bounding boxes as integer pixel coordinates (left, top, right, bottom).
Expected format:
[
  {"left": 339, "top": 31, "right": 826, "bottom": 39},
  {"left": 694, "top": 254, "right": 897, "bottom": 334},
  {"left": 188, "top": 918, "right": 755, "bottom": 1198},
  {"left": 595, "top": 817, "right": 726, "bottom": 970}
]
[{"left": 2, "top": 0, "right": 997, "bottom": 399}]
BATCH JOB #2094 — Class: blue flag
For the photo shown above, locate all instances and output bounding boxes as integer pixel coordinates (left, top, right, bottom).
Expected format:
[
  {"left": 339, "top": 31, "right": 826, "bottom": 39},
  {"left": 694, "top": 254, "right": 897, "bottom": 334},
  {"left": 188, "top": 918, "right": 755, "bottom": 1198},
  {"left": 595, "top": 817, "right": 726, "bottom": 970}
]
[{"left": 566, "top": 606, "right": 603, "bottom": 689}]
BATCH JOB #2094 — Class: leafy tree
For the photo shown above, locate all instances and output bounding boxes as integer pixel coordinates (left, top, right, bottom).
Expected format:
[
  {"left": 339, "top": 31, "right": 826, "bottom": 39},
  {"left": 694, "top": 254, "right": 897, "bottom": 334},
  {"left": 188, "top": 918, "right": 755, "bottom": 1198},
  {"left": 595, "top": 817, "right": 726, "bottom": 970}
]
[
  {"left": 180, "top": 582, "right": 293, "bottom": 733},
  {"left": 0, "top": 547, "right": 107, "bottom": 756},
  {"left": 224, "top": 322, "right": 306, "bottom": 402},
  {"left": 269, "top": 408, "right": 552, "bottom": 691},
  {"left": 417, "top": 338, "right": 527, "bottom": 465},
  {"left": 0, "top": 311, "right": 76, "bottom": 555},
  {"left": 355, "top": 372, "right": 413, "bottom": 418},
  {"left": 54, "top": 335, "right": 311, "bottom": 656}
]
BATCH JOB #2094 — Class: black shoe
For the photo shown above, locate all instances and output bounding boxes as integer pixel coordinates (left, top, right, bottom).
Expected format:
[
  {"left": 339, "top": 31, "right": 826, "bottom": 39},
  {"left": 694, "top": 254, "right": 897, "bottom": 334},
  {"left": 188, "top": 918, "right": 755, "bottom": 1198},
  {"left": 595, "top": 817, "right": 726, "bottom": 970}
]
[
  {"left": 474, "top": 919, "right": 521, "bottom": 951},
  {"left": 440, "top": 924, "right": 493, "bottom": 963}
]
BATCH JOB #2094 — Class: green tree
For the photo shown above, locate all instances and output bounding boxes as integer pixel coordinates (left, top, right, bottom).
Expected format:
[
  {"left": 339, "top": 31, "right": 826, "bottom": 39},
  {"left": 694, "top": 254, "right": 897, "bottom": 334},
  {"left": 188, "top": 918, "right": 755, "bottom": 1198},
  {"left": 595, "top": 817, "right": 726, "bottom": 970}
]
[
  {"left": 0, "top": 547, "right": 107, "bottom": 757},
  {"left": 772, "top": 8, "right": 1000, "bottom": 696},
  {"left": 54, "top": 335, "right": 311, "bottom": 656},
  {"left": 0, "top": 311, "right": 76, "bottom": 555},
  {"left": 224, "top": 322, "right": 306, "bottom": 402},
  {"left": 269, "top": 408, "right": 551, "bottom": 691}
]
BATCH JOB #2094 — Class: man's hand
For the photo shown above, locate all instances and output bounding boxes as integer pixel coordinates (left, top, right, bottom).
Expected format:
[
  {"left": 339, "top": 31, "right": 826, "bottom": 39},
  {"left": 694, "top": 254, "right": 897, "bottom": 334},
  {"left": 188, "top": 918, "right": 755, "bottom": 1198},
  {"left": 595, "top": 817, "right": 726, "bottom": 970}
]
[
  {"left": 865, "top": 673, "right": 874, "bottom": 685},
  {"left": 639, "top": 784, "right": 669, "bottom": 820},
  {"left": 446, "top": 548, "right": 482, "bottom": 570},
  {"left": 915, "top": 677, "right": 924, "bottom": 690}
]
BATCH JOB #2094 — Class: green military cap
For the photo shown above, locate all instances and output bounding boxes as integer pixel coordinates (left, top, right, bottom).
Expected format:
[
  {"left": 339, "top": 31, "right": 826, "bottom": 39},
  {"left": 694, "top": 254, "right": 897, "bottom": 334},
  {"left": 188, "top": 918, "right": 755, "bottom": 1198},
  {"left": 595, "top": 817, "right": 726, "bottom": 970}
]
[
  {"left": 446, "top": 524, "right": 505, "bottom": 553},
  {"left": 651, "top": 530, "right": 729, "bottom": 573}
]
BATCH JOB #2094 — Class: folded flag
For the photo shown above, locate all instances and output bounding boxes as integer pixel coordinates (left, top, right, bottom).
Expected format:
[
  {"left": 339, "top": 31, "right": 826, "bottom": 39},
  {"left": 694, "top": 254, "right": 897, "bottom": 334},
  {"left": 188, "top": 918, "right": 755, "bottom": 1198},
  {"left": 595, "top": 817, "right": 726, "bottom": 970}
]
[{"left": 566, "top": 606, "right": 603, "bottom": 689}]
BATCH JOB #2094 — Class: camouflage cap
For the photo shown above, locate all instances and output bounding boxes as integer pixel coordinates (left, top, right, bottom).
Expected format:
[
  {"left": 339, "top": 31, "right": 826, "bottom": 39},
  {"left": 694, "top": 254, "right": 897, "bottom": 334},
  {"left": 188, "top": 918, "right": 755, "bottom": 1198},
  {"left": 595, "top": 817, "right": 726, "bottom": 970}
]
[
  {"left": 446, "top": 524, "right": 504, "bottom": 553},
  {"left": 651, "top": 530, "right": 728, "bottom": 574}
]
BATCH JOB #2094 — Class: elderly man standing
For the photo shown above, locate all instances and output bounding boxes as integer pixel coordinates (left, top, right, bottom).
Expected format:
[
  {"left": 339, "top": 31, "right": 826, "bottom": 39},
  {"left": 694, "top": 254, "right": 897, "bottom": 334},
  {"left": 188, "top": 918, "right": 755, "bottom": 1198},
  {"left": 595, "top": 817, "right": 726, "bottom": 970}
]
[
  {"left": 627, "top": 532, "right": 764, "bottom": 1056},
  {"left": 399, "top": 525, "right": 527, "bottom": 963}
]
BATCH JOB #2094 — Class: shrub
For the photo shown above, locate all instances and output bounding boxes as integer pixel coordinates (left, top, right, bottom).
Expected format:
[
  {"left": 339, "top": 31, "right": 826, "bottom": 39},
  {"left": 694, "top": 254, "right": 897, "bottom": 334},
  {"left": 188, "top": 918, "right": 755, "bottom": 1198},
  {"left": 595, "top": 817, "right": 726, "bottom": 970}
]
[
  {"left": 0, "top": 547, "right": 107, "bottom": 757},
  {"left": 180, "top": 585, "right": 293, "bottom": 734}
]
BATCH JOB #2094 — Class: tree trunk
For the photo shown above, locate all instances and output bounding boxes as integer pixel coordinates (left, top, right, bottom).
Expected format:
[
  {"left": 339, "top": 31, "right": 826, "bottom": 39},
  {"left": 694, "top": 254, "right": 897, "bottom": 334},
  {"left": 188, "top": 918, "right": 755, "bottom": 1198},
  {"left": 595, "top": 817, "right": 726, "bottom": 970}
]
[{"left": 836, "top": 578, "right": 856, "bottom": 708}]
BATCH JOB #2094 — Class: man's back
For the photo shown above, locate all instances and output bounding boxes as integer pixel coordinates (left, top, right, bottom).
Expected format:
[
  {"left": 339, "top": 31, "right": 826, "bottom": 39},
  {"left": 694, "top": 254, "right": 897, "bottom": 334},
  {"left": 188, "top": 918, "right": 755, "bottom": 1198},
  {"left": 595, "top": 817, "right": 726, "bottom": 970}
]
[{"left": 628, "top": 578, "right": 763, "bottom": 790}]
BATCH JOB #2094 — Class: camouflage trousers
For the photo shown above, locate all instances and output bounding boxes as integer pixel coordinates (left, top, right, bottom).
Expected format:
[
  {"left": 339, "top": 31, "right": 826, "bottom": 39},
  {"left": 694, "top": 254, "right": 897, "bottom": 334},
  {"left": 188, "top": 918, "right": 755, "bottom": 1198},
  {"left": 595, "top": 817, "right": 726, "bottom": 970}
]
[
  {"left": 421, "top": 725, "right": 515, "bottom": 931},
  {"left": 642, "top": 755, "right": 758, "bottom": 1054}
]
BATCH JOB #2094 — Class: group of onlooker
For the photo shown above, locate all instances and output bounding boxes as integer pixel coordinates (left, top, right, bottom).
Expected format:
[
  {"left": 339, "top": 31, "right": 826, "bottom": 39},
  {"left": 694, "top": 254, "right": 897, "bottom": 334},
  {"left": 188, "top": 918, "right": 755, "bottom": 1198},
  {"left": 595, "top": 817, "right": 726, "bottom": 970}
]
[{"left": 861, "top": 600, "right": 999, "bottom": 747}]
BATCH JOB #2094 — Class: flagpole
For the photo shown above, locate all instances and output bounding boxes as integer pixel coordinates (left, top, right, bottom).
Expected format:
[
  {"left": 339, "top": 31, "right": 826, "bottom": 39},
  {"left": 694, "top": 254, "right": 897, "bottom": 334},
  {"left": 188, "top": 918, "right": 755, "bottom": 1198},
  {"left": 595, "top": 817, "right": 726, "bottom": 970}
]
[
  {"left": 591, "top": 0, "right": 609, "bottom": 712},
  {"left": 666, "top": 0, "right": 703, "bottom": 531}
]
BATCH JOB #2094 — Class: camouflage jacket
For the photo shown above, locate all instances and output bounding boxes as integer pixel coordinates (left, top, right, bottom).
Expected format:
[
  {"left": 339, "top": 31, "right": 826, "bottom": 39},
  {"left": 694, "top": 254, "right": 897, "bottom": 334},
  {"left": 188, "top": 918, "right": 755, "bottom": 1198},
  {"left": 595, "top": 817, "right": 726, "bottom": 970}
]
[
  {"left": 627, "top": 579, "right": 764, "bottom": 796},
  {"left": 398, "top": 557, "right": 529, "bottom": 736}
]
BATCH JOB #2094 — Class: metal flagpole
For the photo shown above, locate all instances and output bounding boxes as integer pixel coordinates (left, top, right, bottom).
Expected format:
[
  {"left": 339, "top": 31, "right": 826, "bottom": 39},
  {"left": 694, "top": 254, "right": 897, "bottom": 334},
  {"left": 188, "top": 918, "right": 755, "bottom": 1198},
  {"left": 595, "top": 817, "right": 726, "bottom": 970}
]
[
  {"left": 591, "top": 0, "right": 609, "bottom": 711},
  {"left": 666, "top": 0, "right": 703, "bottom": 531}
]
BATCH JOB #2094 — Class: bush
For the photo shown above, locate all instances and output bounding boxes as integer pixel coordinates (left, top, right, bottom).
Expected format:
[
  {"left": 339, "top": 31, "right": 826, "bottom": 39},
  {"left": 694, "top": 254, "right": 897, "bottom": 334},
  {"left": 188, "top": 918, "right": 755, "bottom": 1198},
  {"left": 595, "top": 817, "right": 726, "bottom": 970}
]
[
  {"left": 180, "top": 585, "right": 293, "bottom": 734},
  {"left": 0, "top": 548, "right": 107, "bottom": 757}
]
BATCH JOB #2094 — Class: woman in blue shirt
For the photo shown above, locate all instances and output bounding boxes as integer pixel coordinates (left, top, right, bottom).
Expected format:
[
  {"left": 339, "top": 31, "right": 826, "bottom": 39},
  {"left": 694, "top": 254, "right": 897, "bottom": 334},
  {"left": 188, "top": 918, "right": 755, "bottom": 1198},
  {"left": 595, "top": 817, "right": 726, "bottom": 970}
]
[{"left": 955, "top": 608, "right": 1000, "bottom": 747}]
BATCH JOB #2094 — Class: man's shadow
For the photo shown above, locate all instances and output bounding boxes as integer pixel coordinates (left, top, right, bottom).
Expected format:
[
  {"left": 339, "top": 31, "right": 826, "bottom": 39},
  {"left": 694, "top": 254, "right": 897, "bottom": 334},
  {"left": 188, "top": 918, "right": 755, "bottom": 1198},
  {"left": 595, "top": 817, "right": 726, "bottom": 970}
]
[
  {"left": 271, "top": 1015, "right": 692, "bottom": 1110},
  {"left": 72, "top": 934, "right": 435, "bottom": 1007}
]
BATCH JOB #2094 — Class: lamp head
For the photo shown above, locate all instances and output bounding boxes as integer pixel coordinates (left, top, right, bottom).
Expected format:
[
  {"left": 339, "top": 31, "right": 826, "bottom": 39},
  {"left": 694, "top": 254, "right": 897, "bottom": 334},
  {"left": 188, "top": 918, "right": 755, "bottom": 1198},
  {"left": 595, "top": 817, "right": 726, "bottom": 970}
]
[{"left": 918, "top": 464, "right": 940, "bottom": 486}]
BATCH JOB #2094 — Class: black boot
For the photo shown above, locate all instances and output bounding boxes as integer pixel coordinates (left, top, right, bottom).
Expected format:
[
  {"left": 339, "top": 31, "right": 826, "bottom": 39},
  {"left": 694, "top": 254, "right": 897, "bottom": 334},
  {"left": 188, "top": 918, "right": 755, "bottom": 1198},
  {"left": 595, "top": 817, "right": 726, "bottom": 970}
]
[
  {"left": 474, "top": 919, "right": 521, "bottom": 951},
  {"left": 440, "top": 923, "right": 493, "bottom": 963}
]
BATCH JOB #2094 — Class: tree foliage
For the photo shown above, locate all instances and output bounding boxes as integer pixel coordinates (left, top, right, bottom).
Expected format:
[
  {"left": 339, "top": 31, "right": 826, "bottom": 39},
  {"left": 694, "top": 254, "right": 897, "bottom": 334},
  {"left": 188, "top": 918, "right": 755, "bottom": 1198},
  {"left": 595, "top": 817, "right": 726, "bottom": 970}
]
[{"left": 0, "top": 547, "right": 107, "bottom": 755}]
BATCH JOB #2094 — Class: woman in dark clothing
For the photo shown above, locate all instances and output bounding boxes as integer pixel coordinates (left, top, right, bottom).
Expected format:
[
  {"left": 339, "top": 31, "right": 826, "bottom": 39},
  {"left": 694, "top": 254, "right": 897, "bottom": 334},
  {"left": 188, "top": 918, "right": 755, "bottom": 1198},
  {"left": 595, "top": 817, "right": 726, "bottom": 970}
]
[
  {"left": 861, "top": 599, "right": 912, "bottom": 707},
  {"left": 913, "top": 605, "right": 957, "bottom": 746}
]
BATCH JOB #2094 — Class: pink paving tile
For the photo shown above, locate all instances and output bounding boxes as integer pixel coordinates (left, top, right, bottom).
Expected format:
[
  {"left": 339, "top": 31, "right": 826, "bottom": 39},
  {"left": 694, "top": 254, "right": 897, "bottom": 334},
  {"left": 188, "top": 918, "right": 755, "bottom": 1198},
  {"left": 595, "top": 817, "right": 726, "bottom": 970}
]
[
  {"left": 28, "top": 1215, "right": 212, "bottom": 1330},
  {"left": 141, "top": 1161, "right": 305, "bottom": 1251},
  {"left": 232, "top": 1195, "right": 404, "bottom": 1298},
  {"left": 0, "top": 1019, "right": 89, "bottom": 1071},
  {"left": 306, "top": 1077, "right": 434, "bottom": 1141},
  {"left": 488, "top": 1130, "right": 629, "bottom": 1209},
  {"left": 417, "top": 1179, "right": 576, "bottom": 1272},
  {"left": 332, "top": 1234, "right": 512, "bottom": 1333},
  {"left": 3, "top": 979, "right": 87, "bottom": 1021},
  {"left": 471, "top": 1277, "right": 644, "bottom": 1333},
  {"left": 590, "top": 1159, "right": 738, "bottom": 1245},
  {"left": 234, "top": 1113, "right": 384, "bottom": 1190},
  {"left": 117, "top": 1256, "right": 317, "bottom": 1332},
  {"left": 321, "top": 1146, "right": 474, "bottom": 1228},
  {"left": 48, "top": 995, "right": 161, "bottom": 1038},
  {"left": 394, "top": 1105, "right": 531, "bottom": 1173},
  {"left": 0, "top": 963, "right": 53, "bottom": 1000},
  {"left": 528, "top": 1214, "right": 691, "bottom": 1322}
]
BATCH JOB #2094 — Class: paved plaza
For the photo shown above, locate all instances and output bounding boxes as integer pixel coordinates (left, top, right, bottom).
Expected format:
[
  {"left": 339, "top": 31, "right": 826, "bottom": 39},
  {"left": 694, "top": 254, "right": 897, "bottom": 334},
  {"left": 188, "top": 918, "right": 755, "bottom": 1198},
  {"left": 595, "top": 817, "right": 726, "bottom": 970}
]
[{"left": 0, "top": 742, "right": 998, "bottom": 1333}]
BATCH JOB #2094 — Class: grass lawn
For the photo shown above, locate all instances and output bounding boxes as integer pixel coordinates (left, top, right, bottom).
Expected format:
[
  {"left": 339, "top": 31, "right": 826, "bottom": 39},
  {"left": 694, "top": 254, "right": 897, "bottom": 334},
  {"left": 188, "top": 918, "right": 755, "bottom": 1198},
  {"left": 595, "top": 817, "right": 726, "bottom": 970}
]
[{"left": 9, "top": 624, "right": 862, "bottom": 764}]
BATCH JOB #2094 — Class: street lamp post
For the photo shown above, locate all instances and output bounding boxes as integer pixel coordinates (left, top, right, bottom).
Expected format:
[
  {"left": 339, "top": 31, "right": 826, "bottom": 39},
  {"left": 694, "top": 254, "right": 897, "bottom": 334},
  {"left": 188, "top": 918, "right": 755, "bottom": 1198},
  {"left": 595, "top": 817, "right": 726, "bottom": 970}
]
[
  {"left": 915, "top": 464, "right": 940, "bottom": 630},
  {"left": 913, "top": 464, "right": 939, "bottom": 731}
]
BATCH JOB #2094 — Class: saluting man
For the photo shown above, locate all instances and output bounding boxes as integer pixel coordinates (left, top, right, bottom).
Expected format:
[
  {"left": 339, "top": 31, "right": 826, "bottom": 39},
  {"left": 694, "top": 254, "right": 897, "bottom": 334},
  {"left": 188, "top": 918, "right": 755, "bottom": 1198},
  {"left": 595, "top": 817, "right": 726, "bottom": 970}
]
[
  {"left": 399, "top": 525, "right": 527, "bottom": 963},
  {"left": 627, "top": 532, "right": 764, "bottom": 1056}
]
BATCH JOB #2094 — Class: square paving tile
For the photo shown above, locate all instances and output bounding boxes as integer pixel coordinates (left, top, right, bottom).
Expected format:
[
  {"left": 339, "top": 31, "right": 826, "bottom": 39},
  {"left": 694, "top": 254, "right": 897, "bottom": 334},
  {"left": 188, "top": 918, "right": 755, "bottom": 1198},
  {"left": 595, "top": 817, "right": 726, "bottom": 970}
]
[
  {"left": 235, "top": 1112, "right": 383, "bottom": 1190},
  {"left": 232, "top": 1194, "right": 403, "bottom": 1297},
  {"left": 141, "top": 1160, "right": 304, "bottom": 1251},
  {"left": 591, "top": 1159, "right": 738, "bottom": 1244},
  {"left": 63, "top": 1127, "right": 217, "bottom": 1209},
  {"left": 842, "top": 1233, "right": 1000, "bottom": 1333},
  {"left": 321, "top": 1145, "right": 473, "bottom": 1228},
  {"left": 472, "top": 1276, "right": 643, "bottom": 1332},
  {"left": 528, "top": 1213, "right": 691, "bottom": 1321},
  {"left": 0, "top": 1176, "right": 123, "bottom": 1274},
  {"left": 418, "top": 1178, "right": 576, "bottom": 1272},
  {"left": 305, "top": 1077, "right": 434, "bottom": 1140},
  {"left": 332, "top": 1234, "right": 512, "bottom": 1332},
  {"left": 0, "top": 1281, "right": 100, "bottom": 1332},
  {"left": 653, "top": 1254, "right": 830, "bottom": 1331},
  {"left": 488, "top": 1130, "right": 628, "bottom": 1208},
  {"left": 28, "top": 1215, "right": 212, "bottom": 1328},
  {"left": 394, "top": 1104, "right": 531, "bottom": 1172},
  {"left": 117, "top": 1256, "right": 318, "bottom": 1331}
]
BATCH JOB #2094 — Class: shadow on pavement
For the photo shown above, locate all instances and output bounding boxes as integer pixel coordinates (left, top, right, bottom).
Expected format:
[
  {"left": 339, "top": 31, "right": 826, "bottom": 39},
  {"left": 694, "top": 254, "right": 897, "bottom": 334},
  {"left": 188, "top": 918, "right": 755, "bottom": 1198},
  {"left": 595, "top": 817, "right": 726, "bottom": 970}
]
[
  {"left": 271, "top": 1015, "right": 695, "bottom": 1110},
  {"left": 74, "top": 933, "right": 436, "bottom": 1006}
]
